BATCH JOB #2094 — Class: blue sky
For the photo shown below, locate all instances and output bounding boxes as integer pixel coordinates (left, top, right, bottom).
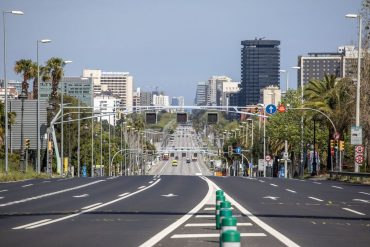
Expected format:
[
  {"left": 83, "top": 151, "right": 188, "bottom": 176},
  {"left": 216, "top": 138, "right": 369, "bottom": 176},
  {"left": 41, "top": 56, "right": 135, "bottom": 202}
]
[{"left": 1, "top": 0, "right": 363, "bottom": 104}]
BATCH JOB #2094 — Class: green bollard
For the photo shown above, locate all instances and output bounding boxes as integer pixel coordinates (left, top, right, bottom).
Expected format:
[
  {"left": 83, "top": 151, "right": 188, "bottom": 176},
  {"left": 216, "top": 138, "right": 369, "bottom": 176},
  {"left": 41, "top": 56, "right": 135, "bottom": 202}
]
[
  {"left": 220, "top": 230, "right": 241, "bottom": 247},
  {"left": 218, "top": 208, "right": 232, "bottom": 230},
  {"left": 215, "top": 195, "right": 225, "bottom": 229},
  {"left": 216, "top": 190, "right": 224, "bottom": 197},
  {"left": 221, "top": 217, "right": 237, "bottom": 234},
  {"left": 220, "top": 201, "right": 231, "bottom": 210}
]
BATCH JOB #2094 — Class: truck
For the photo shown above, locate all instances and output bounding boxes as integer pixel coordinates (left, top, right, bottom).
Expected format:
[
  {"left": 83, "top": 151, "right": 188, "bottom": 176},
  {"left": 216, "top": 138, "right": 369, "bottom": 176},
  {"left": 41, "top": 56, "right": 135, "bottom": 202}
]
[{"left": 163, "top": 153, "right": 169, "bottom": 160}]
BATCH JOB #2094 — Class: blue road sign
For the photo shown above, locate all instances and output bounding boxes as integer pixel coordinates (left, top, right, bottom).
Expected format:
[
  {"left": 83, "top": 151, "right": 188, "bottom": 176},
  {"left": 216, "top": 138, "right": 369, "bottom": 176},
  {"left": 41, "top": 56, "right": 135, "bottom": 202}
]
[
  {"left": 235, "top": 147, "right": 241, "bottom": 154},
  {"left": 82, "top": 165, "right": 87, "bottom": 177},
  {"left": 266, "top": 104, "right": 277, "bottom": 114}
]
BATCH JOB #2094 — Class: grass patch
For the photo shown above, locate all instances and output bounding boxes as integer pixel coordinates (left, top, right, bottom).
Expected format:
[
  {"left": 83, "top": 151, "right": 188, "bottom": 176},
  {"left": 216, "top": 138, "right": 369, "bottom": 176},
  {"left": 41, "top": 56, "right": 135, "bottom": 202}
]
[{"left": 0, "top": 168, "right": 49, "bottom": 182}]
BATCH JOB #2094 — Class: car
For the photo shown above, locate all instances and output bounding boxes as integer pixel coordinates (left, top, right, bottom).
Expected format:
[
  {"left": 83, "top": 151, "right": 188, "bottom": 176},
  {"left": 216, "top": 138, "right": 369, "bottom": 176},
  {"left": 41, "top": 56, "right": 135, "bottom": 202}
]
[
  {"left": 186, "top": 158, "right": 191, "bottom": 163},
  {"left": 172, "top": 160, "right": 178, "bottom": 166}
]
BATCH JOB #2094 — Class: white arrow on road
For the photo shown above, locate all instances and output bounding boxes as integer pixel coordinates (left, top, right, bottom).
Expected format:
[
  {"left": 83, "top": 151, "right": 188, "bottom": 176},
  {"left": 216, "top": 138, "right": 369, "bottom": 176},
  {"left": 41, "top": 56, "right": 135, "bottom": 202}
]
[
  {"left": 263, "top": 196, "right": 279, "bottom": 200},
  {"left": 162, "top": 193, "right": 178, "bottom": 197},
  {"left": 73, "top": 194, "right": 89, "bottom": 198}
]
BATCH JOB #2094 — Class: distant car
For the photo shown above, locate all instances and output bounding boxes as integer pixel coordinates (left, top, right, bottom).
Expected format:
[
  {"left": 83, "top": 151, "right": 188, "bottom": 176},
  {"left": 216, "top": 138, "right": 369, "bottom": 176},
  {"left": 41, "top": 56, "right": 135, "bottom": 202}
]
[
  {"left": 186, "top": 158, "right": 191, "bottom": 163},
  {"left": 172, "top": 160, "right": 178, "bottom": 166}
]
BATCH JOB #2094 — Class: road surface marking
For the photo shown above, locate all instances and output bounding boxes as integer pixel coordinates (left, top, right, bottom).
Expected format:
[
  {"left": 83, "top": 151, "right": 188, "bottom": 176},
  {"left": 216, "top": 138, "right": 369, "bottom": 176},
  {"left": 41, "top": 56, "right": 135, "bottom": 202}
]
[
  {"left": 204, "top": 207, "right": 215, "bottom": 210},
  {"left": 0, "top": 180, "right": 104, "bottom": 207},
  {"left": 158, "top": 161, "right": 170, "bottom": 175},
  {"left": 195, "top": 173, "right": 202, "bottom": 176},
  {"left": 185, "top": 222, "right": 252, "bottom": 227},
  {"left": 286, "top": 189, "right": 297, "bottom": 193},
  {"left": 207, "top": 179, "right": 300, "bottom": 247},
  {"left": 259, "top": 180, "right": 265, "bottom": 183},
  {"left": 195, "top": 215, "right": 214, "bottom": 218},
  {"left": 171, "top": 233, "right": 266, "bottom": 238},
  {"left": 81, "top": 203, "right": 102, "bottom": 210},
  {"left": 359, "top": 192, "right": 370, "bottom": 196},
  {"left": 263, "top": 196, "right": 279, "bottom": 200},
  {"left": 308, "top": 197, "right": 324, "bottom": 202},
  {"left": 313, "top": 182, "right": 321, "bottom": 185},
  {"left": 270, "top": 183, "right": 278, "bottom": 187},
  {"left": 12, "top": 219, "right": 51, "bottom": 230},
  {"left": 15, "top": 179, "right": 161, "bottom": 230},
  {"left": 22, "top": 184, "right": 33, "bottom": 188},
  {"left": 342, "top": 208, "right": 365, "bottom": 216},
  {"left": 332, "top": 186, "right": 343, "bottom": 189},
  {"left": 0, "top": 197, "right": 4, "bottom": 199},
  {"left": 139, "top": 176, "right": 213, "bottom": 247},
  {"left": 118, "top": 192, "right": 130, "bottom": 197},
  {"left": 148, "top": 181, "right": 153, "bottom": 184},
  {"left": 73, "top": 194, "right": 89, "bottom": 198},
  {"left": 161, "top": 193, "right": 178, "bottom": 197},
  {"left": 0, "top": 190, "right": 8, "bottom": 193},
  {"left": 138, "top": 186, "right": 146, "bottom": 189},
  {"left": 353, "top": 199, "right": 370, "bottom": 203}
]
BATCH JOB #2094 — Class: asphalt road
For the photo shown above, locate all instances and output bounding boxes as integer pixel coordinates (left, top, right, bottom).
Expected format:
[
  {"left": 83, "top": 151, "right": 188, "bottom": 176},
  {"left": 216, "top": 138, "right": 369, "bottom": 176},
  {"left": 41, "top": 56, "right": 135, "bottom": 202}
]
[{"left": 0, "top": 175, "right": 369, "bottom": 246}]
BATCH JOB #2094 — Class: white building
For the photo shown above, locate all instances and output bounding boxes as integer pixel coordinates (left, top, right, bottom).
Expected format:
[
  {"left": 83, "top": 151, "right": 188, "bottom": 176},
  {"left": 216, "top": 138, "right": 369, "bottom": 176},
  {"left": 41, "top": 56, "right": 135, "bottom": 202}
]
[
  {"left": 152, "top": 94, "right": 169, "bottom": 107},
  {"left": 94, "top": 94, "right": 122, "bottom": 126},
  {"left": 0, "top": 86, "right": 18, "bottom": 102},
  {"left": 83, "top": 69, "right": 133, "bottom": 111},
  {"left": 207, "top": 76, "right": 238, "bottom": 106},
  {"left": 261, "top": 86, "right": 281, "bottom": 106},
  {"left": 221, "top": 81, "right": 240, "bottom": 106}
]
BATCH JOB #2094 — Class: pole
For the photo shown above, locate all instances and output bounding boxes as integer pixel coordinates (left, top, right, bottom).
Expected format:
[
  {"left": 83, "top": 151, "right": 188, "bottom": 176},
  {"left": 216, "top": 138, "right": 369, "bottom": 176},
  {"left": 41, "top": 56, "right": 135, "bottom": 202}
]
[
  {"left": 108, "top": 114, "right": 111, "bottom": 176},
  {"left": 284, "top": 140, "right": 288, "bottom": 179},
  {"left": 355, "top": 15, "right": 362, "bottom": 173},
  {"left": 312, "top": 118, "right": 317, "bottom": 176},
  {"left": 91, "top": 109, "right": 94, "bottom": 177},
  {"left": 3, "top": 12, "right": 8, "bottom": 173},
  {"left": 36, "top": 41, "right": 40, "bottom": 174},
  {"left": 100, "top": 106, "right": 103, "bottom": 176},
  {"left": 120, "top": 121, "right": 123, "bottom": 175},
  {"left": 263, "top": 111, "right": 266, "bottom": 177},
  {"left": 77, "top": 101, "right": 80, "bottom": 177},
  {"left": 301, "top": 77, "right": 304, "bottom": 178},
  {"left": 61, "top": 78, "right": 64, "bottom": 175},
  {"left": 19, "top": 94, "right": 26, "bottom": 172}
]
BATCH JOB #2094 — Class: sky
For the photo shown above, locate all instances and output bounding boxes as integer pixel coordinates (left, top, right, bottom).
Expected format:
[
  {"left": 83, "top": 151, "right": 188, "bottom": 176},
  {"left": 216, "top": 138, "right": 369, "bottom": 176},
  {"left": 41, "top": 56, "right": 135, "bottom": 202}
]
[{"left": 0, "top": 0, "right": 363, "bottom": 104}]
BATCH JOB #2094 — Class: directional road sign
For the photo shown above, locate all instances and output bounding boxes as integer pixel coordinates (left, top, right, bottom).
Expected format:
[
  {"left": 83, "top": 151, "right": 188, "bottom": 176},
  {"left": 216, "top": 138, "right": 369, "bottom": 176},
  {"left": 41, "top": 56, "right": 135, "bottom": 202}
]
[
  {"left": 235, "top": 147, "right": 241, "bottom": 154},
  {"left": 265, "top": 104, "right": 277, "bottom": 115}
]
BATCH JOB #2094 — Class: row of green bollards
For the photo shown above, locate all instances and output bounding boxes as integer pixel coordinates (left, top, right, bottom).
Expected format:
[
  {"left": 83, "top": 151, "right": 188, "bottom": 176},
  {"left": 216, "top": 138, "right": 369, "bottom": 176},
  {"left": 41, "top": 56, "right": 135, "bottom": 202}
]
[{"left": 215, "top": 190, "right": 241, "bottom": 247}]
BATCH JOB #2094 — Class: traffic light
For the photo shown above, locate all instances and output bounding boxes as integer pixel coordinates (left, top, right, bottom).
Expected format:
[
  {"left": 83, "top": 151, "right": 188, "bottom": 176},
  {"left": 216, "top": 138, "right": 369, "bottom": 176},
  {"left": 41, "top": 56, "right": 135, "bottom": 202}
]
[
  {"left": 143, "top": 144, "right": 147, "bottom": 154},
  {"left": 330, "top": 139, "right": 335, "bottom": 149},
  {"left": 207, "top": 112, "right": 218, "bottom": 124},
  {"left": 254, "top": 107, "right": 259, "bottom": 114},
  {"left": 339, "top": 141, "right": 345, "bottom": 151},
  {"left": 145, "top": 112, "right": 157, "bottom": 124},
  {"left": 25, "top": 139, "right": 30, "bottom": 149},
  {"left": 176, "top": 113, "right": 188, "bottom": 123},
  {"left": 228, "top": 146, "right": 233, "bottom": 156}
]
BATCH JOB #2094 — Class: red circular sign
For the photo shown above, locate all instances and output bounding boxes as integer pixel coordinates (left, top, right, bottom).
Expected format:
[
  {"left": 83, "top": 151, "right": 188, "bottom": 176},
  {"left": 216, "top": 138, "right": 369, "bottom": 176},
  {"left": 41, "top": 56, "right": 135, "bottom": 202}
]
[
  {"left": 265, "top": 155, "right": 271, "bottom": 161},
  {"left": 355, "top": 154, "right": 364, "bottom": 164},
  {"left": 355, "top": 145, "right": 364, "bottom": 154},
  {"left": 333, "top": 132, "right": 340, "bottom": 140},
  {"left": 277, "top": 104, "right": 286, "bottom": 113}
]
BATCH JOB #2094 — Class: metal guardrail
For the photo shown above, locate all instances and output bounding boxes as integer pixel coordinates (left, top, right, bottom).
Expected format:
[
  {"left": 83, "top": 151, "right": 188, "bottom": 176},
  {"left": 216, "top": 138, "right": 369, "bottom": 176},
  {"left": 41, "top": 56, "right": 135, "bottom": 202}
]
[{"left": 329, "top": 171, "right": 370, "bottom": 179}]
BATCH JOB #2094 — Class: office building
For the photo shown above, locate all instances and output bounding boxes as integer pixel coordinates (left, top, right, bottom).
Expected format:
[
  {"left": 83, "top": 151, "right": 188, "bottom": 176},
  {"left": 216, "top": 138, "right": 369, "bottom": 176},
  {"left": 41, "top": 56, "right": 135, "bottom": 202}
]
[
  {"left": 152, "top": 94, "right": 170, "bottom": 107},
  {"left": 239, "top": 39, "right": 280, "bottom": 106},
  {"left": 94, "top": 94, "right": 122, "bottom": 126},
  {"left": 261, "top": 85, "right": 281, "bottom": 106},
  {"left": 194, "top": 82, "right": 207, "bottom": 106},
  {"left": 171, "top": 96, "right": 184, "bottom": 107},
  {"left": 140, "top": 91, "right": 153, "bottom": 106}
]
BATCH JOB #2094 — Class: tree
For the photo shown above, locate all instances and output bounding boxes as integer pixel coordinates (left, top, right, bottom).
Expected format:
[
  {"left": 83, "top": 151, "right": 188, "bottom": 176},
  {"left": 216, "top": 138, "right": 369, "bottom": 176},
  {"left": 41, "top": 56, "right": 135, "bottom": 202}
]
[
  {"left": 14, "top": 59, "right": 36, "bottom": 95},
  {"left": 44, "top": 57, "right": 66, "bottom": 106}
]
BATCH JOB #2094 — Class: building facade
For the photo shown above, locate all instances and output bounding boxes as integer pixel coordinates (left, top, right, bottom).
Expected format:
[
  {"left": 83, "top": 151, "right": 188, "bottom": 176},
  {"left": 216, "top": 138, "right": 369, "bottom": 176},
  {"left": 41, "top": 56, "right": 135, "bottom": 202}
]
[
  {"left": 94, "top": 94, "right": 122, "bottom": 126},
  {"left": 152, "top": 94, "right": 170, "bottom": 107},
  {"left": 239, "top": 39, "right": 280, "bottom": 106},
  {"left": 194, "top": 82, "right": 208, "bottom": 106},
  {"left": 261, "top": 85, "right": 281, "bottom": 106}
]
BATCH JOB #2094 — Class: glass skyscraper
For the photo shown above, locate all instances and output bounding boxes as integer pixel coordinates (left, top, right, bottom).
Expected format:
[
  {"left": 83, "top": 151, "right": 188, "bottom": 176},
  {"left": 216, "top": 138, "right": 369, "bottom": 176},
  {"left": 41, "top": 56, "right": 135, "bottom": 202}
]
[{"left": 239, "top": 39, "right": 280, "bottom": 106}]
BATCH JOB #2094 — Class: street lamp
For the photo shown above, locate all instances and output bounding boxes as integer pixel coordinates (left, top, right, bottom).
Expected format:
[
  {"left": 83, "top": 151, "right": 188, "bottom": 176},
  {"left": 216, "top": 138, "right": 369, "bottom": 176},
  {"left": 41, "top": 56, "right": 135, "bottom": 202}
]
[
  {"left": 37, "top": 39, "right": 51, "bottom": 174},
  {"left": 346, "top": 13, "right": 362, "bottom": 173},
  {"left": 60, "top": 60, "right": 72, "bottom": 176},
  {"left": 67, "top": 114, "right": 72, "bottom": 175},
  {"left": 292, "top": 66, "right": 303, "bottom": 176},
  {"left": 3, "top": 10, "right": 24, "bottom": 173},
  {"left": 279, "top": 69, "right": 289, "bottom": 94}
]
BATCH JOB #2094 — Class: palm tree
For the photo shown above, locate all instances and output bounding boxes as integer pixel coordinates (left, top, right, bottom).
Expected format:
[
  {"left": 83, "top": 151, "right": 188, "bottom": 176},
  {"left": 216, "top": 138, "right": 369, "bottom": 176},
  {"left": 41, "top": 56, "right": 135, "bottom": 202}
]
[
  {"left": 44, "top": 57, "right": 66, "bottom": 106},
  {"left": 32, "top": 64, "right": 49, "bottom": 100}
]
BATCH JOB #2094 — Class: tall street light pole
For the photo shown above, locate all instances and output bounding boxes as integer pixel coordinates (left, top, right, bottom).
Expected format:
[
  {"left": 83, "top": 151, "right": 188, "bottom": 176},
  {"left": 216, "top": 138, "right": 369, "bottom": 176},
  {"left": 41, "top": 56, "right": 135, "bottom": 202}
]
[
  {"left": 3, "top": 10, "right": 24, "bottom": 173},
  {"left": 279, "top": 69, "right": 289, "bottom": 94},
  {"left": 346, "top": 13, "right": 362, "bottom": 173},
  {"left": 60, "top": 60, "right": 72, "bottom": 175},
  {"left": 292, "top": 66, "right": 302, "bottom": 176},
  {"left": 37, "top": 39, "right": 51, "bottom": 174}
]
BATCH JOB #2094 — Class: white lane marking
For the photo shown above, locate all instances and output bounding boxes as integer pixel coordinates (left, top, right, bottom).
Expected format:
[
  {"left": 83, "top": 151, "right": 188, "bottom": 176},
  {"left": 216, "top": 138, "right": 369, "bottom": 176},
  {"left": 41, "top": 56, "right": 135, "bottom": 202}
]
[
  {"left": 73, "top": 194, "right": 89, "bottom": 198},
  {"left": 0, "top": 197, "right": 4, "bottom": 199},
  {"left": 148, "top": 181, "right": 153, "bottom": 184},
  {"left": 359, "top": 192, "right": 370, "bottom": 196},
  {"left": 158, "top": 161, "right": 170, "bottom": 175},
  {"left": 81, "top": 203, "right": 102, "bottom": 210},
  {"left": 17, "top": 179, "right": 161, "bottom": 230},
  {"left": 195, "top": 173, "right": 202, "bottom": 176},
  {"left": 171, "top": 233, "right": 266, "bottom": 238},
  {"left": 270, "top": 183, "right": 278, "bottom": 187},
  {"left": 204, "top": 207, "right": 215, "bottom": 210},
  {"left": 118, "top": 192, "right": 130, "bottom": 197},
  {"left": 22, "top": 184, "right": 33, "bottom": 188},
  {"left": 0, "top": 180, "right": 104, "bottom": 207},
  {"left": 161, "top": 193, "right": 178, "bottom": 197},
  {"left": 259, "top": 180, "right": 265, "bottom": 183},
  {"left": 0, "top": 190, "right": 8, "bottom": 193},
  {"left": 139, "top": 176, "right": 213, "bottom": 247},
  {"left": 12, "top": 219, "right": 51, "bottom": 230},
  {"left": 207, "top": 179, "right": 300, "bottom": 247},
  {"left": 313, "top": 182, "right": 321, "bottom": 185},
  {"left": 138, "top": 186, "right": 146, "bottom": 189},
  {"left": 195, "top": 215, "right": 214, "bottom": 218},
  {"left": 353, "top": 199, "right": 370, "bottom": 203},
  {"left": 308, "top": 197, "right": 324, "bottom": 202},
  {"left": 342, "top": 208, "right": 366, "bottom": 216},
  {"left": 263, "top": 196, "right": 279, "bottom": 200},
  {"left": 185, "top": 222, "right": 252, "bottom": 227},
  {"left": 286, "top": 189, "right": 297, "bottom": 193},
  {"left": 332, "top": 186, "right": 343, "bottom": 189}
]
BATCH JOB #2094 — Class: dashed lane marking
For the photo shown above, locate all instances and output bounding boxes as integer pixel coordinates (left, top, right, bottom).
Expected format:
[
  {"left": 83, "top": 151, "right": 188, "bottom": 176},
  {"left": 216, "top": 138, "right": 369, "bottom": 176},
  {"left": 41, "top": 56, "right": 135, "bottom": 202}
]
[
  {"left": 73, "top": 194, "right": 89, "bottom": 198},
  {"left": 149, "top": 181, "right": 153, "bottom": 184},
  {"left": 81, "top": 203, "right": 102, "bottom": 210},
  {"left": 286, "top": 189, "right": 297, "bottom": 193},
  {"left": 12, "top": 219, "right": 51, "bottom": 230},
  {"left": 118, "top": 192, "right": 130, "bottom": 197},
  {"left": 0, "top": 190, "right": 8, "bottom": 193},
  {"left": 138, "top": 186, "right": 146, "bottom": 189},
  {"left": 195, "top": 215, "right": 214, "bottom": 218},
  {"left": 0, "top": 180, "right": 104, "bottom": 207},
  {"left": 270, "top": 183, "right": 278, "bottom": 187},
  {"left": 353, "top": 199, "right": 370, "bottom": 203},
  {"left": 259, "top": 180, "right": 265, "bottom": 183},
  {"left": 171, "top": 233, "right": 266, "bottom": 238},
  {"left": 22, "top": 184, "right": 33, "bottom": 188},
  {"left": 308, "top": 197, "right": 324, "bottom": 202},
  {"left": 342, "top": 208, "right": 365, "bottom": 216},
  {"left": 0, "top": 197, "right": 4, "bottom": 199},
  {"left": 332, "top": 186, "right": 343, "bottom": 189},
  {"left": 313, "top": 182, "right": 322, "bottom": 185},
  {"left": 359, "top": 192, "right": 370, "bottom": 196}
]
